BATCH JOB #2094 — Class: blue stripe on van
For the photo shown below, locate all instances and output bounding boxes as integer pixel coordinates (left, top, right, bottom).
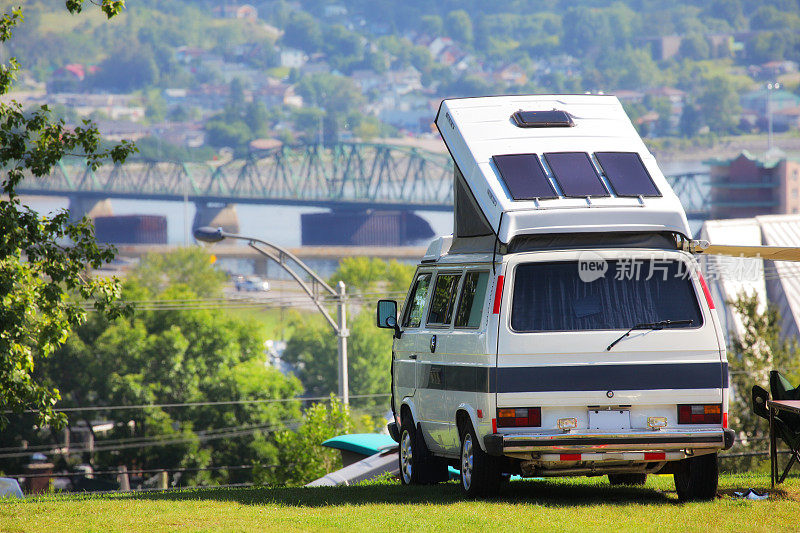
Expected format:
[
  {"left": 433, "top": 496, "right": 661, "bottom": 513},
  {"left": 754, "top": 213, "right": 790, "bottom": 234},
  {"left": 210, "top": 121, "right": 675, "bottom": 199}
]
[
  {"left": 492, "top": 362, "right": 728, "bottom": 393},
  {"left": 394, "top": 361, "right": 728, "bottom": 393}
]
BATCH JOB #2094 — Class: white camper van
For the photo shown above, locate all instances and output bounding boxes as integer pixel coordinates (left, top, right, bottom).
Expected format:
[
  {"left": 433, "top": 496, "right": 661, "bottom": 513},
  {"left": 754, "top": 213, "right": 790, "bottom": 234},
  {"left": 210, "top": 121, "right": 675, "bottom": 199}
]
[{"left": 376, "top": 95, "right": 734, "bottom": 501}]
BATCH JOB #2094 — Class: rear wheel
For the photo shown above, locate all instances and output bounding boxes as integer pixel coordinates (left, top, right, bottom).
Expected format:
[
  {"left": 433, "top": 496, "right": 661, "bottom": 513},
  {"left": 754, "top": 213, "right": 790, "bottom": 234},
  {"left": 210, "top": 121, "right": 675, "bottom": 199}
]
[
  {"left": 608, "top": 473, "right": 647, "bottom": 486},
  {"left": 399, "top": 416, "right": 448, "bottom": 485},
  {"left": 674, "top": 453, "right": 718, "bottom": 501},
  {"left": 459, "top": 422, "right": 502, "bottom": 497}
]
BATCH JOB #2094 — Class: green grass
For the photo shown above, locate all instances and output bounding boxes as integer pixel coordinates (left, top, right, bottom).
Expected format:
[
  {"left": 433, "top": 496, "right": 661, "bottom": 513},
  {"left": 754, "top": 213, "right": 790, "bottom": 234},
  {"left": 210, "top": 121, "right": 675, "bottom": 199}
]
[
  {"left": 2, "top": 474, "right": 798, "bottom": 532},
  {"left": 223, "top": 307, "right": 316, "bottom": 341}
]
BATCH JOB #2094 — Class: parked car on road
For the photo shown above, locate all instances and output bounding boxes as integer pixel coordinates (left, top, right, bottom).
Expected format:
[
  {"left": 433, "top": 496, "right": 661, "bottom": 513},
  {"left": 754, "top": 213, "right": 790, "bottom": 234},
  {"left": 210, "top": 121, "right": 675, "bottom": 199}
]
[{"left": 235, "top": 275, "right": 270, "bottom": 292}]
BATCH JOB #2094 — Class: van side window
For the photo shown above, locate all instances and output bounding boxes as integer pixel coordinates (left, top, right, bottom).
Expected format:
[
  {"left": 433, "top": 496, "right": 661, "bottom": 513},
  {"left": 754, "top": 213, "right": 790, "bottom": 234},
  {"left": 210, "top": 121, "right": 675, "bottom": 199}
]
[
  {"left": 455, "top": 271, "right": 490, "bottom": 328},
  {"left": 403, "top": 273, "right": 432, "bottom": 328},
  {"left": 427, "top": 273, "right": 462, "bottom": 326}
]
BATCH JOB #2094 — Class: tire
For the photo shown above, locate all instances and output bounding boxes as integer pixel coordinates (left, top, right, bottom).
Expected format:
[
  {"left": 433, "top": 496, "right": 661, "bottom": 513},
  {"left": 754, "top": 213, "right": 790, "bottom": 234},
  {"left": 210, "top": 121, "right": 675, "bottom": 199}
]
[
  {"left": 608, "top": 473, "right": 647, "bottom": 486},
  {"left": 399, "top": 416, "right": 448, "bottom": 485},
  {"left": 459, "top": 422, "right": 502, "bottom": 497},
  {"left": 673, "top": 453, "right": 719, "bottom": 502}
]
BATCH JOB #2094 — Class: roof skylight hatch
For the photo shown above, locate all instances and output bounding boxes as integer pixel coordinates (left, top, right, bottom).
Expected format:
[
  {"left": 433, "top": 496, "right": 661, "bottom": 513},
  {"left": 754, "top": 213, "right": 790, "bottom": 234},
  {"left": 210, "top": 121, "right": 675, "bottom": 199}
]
[{"left": 511, "top": 110, "right": 573, "bottom": 128}]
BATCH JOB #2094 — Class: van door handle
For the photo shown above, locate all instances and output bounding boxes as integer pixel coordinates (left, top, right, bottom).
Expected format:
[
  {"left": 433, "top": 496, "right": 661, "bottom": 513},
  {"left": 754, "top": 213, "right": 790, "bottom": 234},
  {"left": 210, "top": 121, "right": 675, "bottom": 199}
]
[{"left": 409, "top": 354, "right": 417, "bottom": 360}]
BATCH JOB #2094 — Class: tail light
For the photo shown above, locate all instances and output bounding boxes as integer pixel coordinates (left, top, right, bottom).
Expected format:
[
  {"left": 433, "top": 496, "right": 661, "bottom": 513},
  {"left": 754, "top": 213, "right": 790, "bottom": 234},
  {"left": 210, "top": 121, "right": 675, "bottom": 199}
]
[
  {"left": 497, "top": 407, "right": 541, "bottom": 428},
  {"left": 678, "top": 404, "right": 722, "bottom": 424}
]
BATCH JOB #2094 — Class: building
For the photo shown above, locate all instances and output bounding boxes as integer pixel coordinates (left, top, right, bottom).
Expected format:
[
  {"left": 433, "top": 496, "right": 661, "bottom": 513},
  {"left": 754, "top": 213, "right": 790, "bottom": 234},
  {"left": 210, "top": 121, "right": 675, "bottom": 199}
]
[
  {"left": 707, "top": 151, "right": 800, "bottom": 219},
  {"left": 213, "top": 3, "right": 258, "bottom": 20},
  {"left": 740, "top": 89, "right": 800, "bottom": 117},
  {"left": 700, "top": 214, "right": 800, "bottom": 342},
  {"left": 279, "top": 48, "right": 307, "bottom": 69}
]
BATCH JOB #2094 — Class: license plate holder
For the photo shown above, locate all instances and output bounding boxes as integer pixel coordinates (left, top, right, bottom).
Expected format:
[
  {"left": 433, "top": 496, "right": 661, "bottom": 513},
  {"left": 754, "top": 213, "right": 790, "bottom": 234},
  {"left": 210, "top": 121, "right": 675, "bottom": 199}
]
[{"left": 588, "top": 409, "right": 631, "bottom": 430}]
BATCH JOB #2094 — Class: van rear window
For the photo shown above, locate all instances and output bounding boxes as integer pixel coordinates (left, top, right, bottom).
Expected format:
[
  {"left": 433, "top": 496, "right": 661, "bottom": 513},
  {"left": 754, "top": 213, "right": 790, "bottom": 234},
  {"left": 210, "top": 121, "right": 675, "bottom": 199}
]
[{"left": 511, "top": 260, "right": 703, "bottom": 332}]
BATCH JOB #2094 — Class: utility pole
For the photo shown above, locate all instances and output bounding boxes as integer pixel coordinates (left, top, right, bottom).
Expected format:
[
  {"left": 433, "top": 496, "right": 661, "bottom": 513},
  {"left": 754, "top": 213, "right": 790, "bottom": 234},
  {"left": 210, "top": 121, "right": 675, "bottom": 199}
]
[{"left": 336, "top": 280, "right": 349, "bottom": 405}]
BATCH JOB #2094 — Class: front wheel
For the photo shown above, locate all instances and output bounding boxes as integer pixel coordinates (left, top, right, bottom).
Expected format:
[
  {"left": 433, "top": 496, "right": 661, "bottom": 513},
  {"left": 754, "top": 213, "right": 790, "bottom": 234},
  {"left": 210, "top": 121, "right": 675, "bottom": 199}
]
[
  {"left": 674, "top": 453, "right": 719, "bottom": 501},
  {"left": 399, "top": 418, "right": 420, "bottom": 485},
  {"left": 399, "top": 417, "right": 447, "bottom": 485},
  {"left": 459, "top": 423, "right": 502, "bottom": 497}
]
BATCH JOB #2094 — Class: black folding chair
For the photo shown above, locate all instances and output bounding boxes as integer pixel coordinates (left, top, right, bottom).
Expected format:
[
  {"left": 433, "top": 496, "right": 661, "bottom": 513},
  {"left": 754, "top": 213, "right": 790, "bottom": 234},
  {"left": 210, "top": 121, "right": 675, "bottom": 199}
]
[
  {"left": 767, "top": 372, "right": 800, "bottom": 483},
  {"left": 752, "top": 385, "right": 770, "bottom": 421}
]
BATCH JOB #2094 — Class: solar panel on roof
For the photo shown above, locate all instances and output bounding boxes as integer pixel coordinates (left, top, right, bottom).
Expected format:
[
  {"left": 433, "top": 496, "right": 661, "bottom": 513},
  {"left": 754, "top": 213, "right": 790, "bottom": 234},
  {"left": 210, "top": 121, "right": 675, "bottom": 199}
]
[
  {"left": 492, "top": 154, "right": 558, "bottom": 200},
  {"left": 596, "top": 152, "right": 661, "bottom": 197},
  {"left": 511, "top": 110, "right": 573, "bottom": 128},
  {"left": 543, "top": 152, "right": 609, "bottom": 197}
]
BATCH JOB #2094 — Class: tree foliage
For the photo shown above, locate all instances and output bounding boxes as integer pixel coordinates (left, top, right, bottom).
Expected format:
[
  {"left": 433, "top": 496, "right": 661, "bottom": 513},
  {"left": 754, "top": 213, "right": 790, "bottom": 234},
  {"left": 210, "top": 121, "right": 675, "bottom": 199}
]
[
  {"left": 328, "top": 256, "right": 415, "bottom": 296},
  {"left": 92, "top": 47, "right": 159, "bottom": 92},
  {"left": 127, "top": 247, "right": 227, "bottom": 298},
  {"left": 0, "top": 1, "right": 135, "bottom": 430},
  {"left": 727, "top": 293, "right": 800, "bottom": 470},
  {"left": 282, "top": 310, "right": 393, "bottom": 411},
  {"left": 1, "top": 249, "right": 303, "bottom": 483},
  {"left": 697, "top": 73, "right": 743, "bottom": 134},
  {"left": 258, "top": 399, "right": 352, "bottom": 486}
]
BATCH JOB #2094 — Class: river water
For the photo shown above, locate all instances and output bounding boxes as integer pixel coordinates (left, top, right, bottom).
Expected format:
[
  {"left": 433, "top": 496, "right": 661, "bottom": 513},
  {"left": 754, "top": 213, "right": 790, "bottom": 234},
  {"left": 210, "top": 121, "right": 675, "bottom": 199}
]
[{"left": 20, "top": 160, "right": 708, "bottom": 250}]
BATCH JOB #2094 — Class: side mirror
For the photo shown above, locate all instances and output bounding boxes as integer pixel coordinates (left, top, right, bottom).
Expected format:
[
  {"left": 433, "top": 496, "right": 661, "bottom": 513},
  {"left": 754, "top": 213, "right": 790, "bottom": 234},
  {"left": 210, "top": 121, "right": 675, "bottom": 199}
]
[{"left": 376, "top": 299, "right": 402, "bottom": 338}]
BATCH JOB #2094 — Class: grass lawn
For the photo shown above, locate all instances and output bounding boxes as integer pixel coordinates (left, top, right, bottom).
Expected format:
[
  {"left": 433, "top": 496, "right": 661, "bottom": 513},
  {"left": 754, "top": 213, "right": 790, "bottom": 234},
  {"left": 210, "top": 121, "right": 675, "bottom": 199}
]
[
  {"left": 1, "top": 474, "right": 798, "bottom": 532},
  {"left": 224, "top": 307, "right": 297, "bottom": 341}
]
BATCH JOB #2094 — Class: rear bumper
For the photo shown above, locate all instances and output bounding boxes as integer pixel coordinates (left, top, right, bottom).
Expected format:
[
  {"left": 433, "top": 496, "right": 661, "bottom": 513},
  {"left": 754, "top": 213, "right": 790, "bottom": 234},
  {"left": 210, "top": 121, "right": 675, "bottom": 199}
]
[{"left": 484, "top": 428, "right": 735, "bottom": 457}]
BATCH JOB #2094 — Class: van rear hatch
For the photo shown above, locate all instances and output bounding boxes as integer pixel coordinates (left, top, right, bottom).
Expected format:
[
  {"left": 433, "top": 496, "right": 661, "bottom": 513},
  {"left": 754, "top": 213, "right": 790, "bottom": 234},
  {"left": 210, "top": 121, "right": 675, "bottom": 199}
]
[{"left": 491, "top": 250, "right": 728, "bottom": 453}]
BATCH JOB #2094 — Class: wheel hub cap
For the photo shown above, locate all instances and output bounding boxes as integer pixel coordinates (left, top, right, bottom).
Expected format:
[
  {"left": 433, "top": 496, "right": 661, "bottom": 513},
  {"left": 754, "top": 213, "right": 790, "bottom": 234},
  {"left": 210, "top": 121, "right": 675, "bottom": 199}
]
[
  {"left": 461, "top": 433, "right": 473, "bottom": 490},
  {"left": 400, "top": 430, "right": 413, "bottom": 484}
]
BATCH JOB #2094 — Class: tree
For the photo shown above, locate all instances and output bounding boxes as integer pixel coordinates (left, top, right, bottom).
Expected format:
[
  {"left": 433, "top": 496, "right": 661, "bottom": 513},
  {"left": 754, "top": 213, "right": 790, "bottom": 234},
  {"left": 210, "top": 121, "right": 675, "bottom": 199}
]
[
  {"left": 705, "top": 0, "right": 744, "bottom": 30},
  {"left": 127, "top": 247, "right": 227, "bottom": 298},
  {"left": 290, "top": 106, "right": 325, "bottom": 142},
  {"left": 280, "top": 11, "right": 322, "bottom": 52},
  {"left": 679, "top": 34, "right": 710, "bottom": 60},
  {"left": 0, "top": 1, "right": 135, "bottom": 430},
  {"left": 92, "top": 46, "right": 159, "bottom": 92},
  {"left": 205, "top": 119, "right": 252, "bottom": 149},
  {"left": 697, "top": 74, "right": 742, "bottom": 134},
  {"left": 0, "top": 249, "right": 304, "bottom": 482},
  {"left": 727, "top": 294, "right": 800, "bottom": 470},
  {"left": 679, "top": 103, "right": 703, "bottom": 138},
  {"left": 446, "top": 10, "right": 474, "bottom": 46},
  {"left": 282, "top": 310, "right": 393, "bottom": 411},
  {"left": 294, "top": 74, "right": 364, "bottom": 144},
  {"left": 420, "top": 15, "right": 443, "bottom": 36},
  {"left": 328, "top": 256, "right": 414, "bottom": 295},
  {"left": 259, "top": 399, "right": 352, "bottom": 486}
]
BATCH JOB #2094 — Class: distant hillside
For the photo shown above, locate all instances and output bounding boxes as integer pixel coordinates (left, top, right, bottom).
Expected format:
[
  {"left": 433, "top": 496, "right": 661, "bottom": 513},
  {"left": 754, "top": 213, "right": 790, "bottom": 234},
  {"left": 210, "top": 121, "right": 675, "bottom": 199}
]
[{"left": 3, "top": 0, "right": 800, "bottom": 150}]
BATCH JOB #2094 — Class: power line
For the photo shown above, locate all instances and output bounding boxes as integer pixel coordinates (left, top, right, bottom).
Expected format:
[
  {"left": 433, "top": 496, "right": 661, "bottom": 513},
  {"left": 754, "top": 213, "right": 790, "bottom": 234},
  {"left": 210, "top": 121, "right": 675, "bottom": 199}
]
[
  {"left": 5, "top": 393, "right": 390, "bottom": 414},
  {"left": 0, "top": 421, "right": 295, "bottom": 453},
  {"left": 0, "top": 408, "right": 390, "bottom": 456},
  {"left": 76, "top": 290, "right": 409, "bottom": 311},
  {"left": 0, "top": 423, "right": 291, "bottom": 459}
]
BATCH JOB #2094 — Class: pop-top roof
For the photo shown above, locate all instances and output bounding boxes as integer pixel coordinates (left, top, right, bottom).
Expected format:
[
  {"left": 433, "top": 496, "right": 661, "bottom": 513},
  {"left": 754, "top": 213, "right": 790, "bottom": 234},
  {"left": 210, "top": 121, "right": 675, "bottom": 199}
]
[{"left": 435, "top": 95, "right": 691, "bottom": 245}]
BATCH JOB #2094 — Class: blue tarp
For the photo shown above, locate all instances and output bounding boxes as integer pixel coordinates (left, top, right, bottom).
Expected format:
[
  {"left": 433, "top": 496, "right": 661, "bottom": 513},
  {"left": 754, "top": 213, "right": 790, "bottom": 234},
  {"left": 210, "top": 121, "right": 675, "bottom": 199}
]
[{"left": 321, "top": 433, "right": 397, "bottom": 456}]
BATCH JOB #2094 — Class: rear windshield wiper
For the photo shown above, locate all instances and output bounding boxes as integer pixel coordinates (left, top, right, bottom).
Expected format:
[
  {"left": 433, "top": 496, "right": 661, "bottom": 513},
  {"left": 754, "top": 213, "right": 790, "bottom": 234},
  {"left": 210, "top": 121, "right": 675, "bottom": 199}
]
[{"left": 606, "top": 319, "right": 694, "bottom": 351}]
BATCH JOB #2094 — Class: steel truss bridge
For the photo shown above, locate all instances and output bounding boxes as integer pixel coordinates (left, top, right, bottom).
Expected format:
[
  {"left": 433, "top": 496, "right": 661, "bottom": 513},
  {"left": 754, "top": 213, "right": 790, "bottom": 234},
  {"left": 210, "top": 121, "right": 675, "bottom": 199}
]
[{"left": 16, "top": 142, "right": 711, "bottom": 217}]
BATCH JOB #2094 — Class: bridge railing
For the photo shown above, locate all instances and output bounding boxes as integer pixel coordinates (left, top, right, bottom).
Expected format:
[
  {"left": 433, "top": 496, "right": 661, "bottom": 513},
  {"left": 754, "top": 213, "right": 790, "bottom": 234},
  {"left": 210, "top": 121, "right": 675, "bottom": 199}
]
[{"left": 17, "top": 142, "right": 710, "bottom": 216}]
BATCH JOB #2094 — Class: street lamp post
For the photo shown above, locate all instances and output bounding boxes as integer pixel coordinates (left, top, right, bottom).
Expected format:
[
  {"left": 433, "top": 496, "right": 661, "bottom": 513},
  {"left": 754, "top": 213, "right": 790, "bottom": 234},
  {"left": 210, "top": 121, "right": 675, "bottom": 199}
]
[
  {"left": 194, "top": 226, "right": 350, "bottom": 405},
  {"left": 767, "top": 82, "right": 781, "bottom": 153}
]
